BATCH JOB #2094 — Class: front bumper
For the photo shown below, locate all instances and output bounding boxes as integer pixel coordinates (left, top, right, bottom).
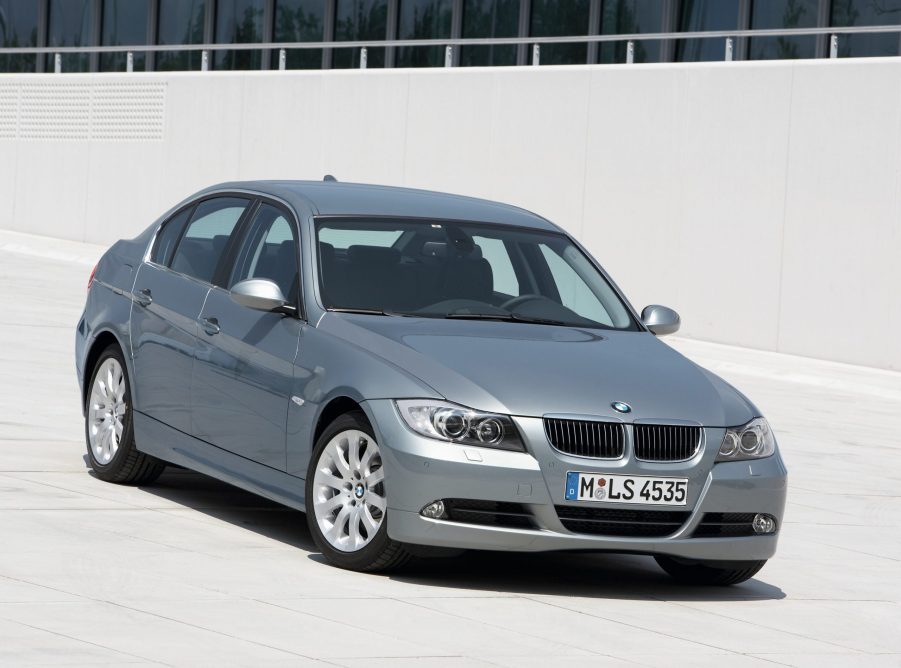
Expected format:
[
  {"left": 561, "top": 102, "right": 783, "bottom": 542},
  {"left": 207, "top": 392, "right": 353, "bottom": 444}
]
[{"left": 366, "top": 399, "right": 787, "bottom": 561}]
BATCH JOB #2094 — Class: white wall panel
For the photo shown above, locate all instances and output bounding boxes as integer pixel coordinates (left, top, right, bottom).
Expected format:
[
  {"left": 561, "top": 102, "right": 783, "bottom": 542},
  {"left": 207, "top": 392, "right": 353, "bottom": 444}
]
[
  {"left": 0, "top": 59, "right": 899, "bottom": 370},
  {"left": 778, "top": 61, "right": 901, "bottom": 369}
]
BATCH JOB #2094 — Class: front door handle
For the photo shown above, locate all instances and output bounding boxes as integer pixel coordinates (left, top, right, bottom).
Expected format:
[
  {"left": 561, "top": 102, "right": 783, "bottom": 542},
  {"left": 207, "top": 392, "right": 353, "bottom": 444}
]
[
  {"left": 200, "top": 317, "right": 220, "bottom": 336},
  {"left": 135, "top": 288, "right": 152, "bottom": 307}
]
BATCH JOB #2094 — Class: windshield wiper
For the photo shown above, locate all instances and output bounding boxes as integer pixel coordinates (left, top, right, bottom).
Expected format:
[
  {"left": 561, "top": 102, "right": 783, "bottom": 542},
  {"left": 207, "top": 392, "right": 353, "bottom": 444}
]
[
  {"left": 444, "top": 312, "right": 566, "bottom": 326},
  {"left": 327, "top": 308, "right": 415, "bottom": 317}
]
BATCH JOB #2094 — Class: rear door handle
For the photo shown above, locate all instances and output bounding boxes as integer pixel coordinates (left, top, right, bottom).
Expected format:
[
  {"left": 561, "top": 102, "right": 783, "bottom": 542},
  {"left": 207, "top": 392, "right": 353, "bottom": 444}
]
[
  {"left": 200, "top": 317, "right": 220, "bottom": 336},
  {"left": 135, "top": 288, "right": 152, "bottom": 307}
]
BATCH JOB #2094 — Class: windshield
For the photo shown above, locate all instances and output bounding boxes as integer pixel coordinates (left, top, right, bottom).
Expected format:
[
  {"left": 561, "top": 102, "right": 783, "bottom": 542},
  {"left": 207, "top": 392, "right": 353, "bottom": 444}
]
[{"left": 316, "top": 218, "right": 639, "bottom": 330}]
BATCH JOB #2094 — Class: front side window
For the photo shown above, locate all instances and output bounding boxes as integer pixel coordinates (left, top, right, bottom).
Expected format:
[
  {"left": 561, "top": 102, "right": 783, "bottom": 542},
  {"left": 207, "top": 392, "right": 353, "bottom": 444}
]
[
  {"left": 316, "top": 218, "right": 637, "bottom": 330},
  {"left": 170, "top": 197, "right": 250, "bottom": 284},
  {"left": 229, "top": 204, "right": 300, "bottom": 302}
]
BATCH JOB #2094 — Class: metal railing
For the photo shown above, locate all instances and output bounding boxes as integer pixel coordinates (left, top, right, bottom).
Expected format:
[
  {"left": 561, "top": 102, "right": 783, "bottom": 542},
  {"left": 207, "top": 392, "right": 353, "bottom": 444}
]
[{"left": 2, "top": 24, "right": 900, "bottom": 73}]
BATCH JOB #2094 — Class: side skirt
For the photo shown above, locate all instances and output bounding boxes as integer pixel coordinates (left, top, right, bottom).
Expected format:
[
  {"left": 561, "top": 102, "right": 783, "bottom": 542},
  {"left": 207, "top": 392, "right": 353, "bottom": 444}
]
[{"left": 133, "top": 411, "right": 306, "bottom": 512}]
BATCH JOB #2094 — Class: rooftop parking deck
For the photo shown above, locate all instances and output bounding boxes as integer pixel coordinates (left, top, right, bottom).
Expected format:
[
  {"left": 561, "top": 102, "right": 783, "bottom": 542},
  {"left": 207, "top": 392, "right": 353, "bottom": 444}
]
[{"left": 0, "top": 229, "right": 899, "bottom": 667}]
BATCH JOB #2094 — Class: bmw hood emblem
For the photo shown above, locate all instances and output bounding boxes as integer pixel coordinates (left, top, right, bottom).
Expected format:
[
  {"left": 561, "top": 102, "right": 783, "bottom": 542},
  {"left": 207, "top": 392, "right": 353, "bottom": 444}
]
[{"left": 611, "top": 401, "right": 632, "bottom": 414}]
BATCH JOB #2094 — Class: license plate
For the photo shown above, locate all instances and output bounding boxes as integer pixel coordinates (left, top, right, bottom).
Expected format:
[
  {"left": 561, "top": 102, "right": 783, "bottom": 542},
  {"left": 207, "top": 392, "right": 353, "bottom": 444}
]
[{"left": 564, "top": 472, "right": 688, "bottom": 506}]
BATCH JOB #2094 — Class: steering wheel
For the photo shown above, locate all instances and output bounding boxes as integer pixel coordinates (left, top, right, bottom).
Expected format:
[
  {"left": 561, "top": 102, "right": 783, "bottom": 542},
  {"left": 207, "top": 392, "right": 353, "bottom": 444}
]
[{"left": 501, "top": 294, "right": 547, "bottom": 311}]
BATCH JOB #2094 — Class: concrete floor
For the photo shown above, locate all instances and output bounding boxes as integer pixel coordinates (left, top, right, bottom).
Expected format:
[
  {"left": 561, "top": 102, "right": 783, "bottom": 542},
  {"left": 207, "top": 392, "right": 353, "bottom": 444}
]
[{"left": 1, "top": 229, "right": 899, "bottom": 667}]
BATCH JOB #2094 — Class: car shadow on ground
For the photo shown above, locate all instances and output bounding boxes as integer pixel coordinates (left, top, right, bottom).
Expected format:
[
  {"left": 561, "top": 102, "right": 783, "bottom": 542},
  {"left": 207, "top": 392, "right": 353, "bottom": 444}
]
[
  {"left": 88, "top": 464, "right": 318, "bottom": 551},
  {"left": 118, "top": 465, "right": 785, "bottom": 603},
  {"left": 388, "top": 551, "right": 786, "bottom": 602}
]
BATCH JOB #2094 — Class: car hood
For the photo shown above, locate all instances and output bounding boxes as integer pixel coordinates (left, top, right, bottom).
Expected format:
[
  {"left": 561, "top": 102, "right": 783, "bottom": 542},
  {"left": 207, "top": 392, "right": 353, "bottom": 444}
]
[{"left": 318, "top": 314, "right": 758, "bottom": 426}]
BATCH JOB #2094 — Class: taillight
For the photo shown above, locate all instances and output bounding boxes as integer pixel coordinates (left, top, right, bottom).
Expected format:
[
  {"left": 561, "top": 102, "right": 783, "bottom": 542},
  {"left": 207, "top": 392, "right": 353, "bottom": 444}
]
[{"left": 87, "top": 263, "right": 97, "bottom": 291}]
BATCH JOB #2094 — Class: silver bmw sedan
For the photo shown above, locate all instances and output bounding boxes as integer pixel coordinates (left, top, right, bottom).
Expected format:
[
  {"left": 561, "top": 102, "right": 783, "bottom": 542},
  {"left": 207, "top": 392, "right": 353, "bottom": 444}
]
[{"left": 75, "top": 179, "right": 787, "bottom": 585}]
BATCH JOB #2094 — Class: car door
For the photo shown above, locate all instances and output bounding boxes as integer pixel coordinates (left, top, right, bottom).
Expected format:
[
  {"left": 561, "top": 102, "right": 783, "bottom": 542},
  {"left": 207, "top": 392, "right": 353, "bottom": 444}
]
[
  {"left": 130, "top": 196, "right": 251, "bottom": 434},
  {"left": 191, "top": 201, "right": 303, "bottom": 469}
]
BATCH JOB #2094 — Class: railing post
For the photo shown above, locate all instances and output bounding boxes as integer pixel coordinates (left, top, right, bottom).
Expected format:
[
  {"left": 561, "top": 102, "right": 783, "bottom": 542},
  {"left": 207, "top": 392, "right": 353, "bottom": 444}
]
[
  {"left": 279, "top": 49, "right": 286, "bottom": 70},
  {"left": 532, "top": 44, "right": 540, "bottom": 66},
  {"left": 725, "top": 37, "right": 734, "bottom": 61},
  {"left": 360, "top": 47, "right": 368, "bottom": 69},
  {"left": 829, "top": 34, "right": 838, "bottom": 58},
  {"left": 444, "top": 45, "right": 453, "bottom": 67},
  {"left": 626, "top": 41, "right": 634, "bottom": 64},
  {"left": 126, "top": 51, "right": 134, "bottom": 72},
  {"left": 54, "top": 53, "right": 62, "bottom": 73},
  {"left": 201, "top": 50, "right": 209, "bottom": 71}
]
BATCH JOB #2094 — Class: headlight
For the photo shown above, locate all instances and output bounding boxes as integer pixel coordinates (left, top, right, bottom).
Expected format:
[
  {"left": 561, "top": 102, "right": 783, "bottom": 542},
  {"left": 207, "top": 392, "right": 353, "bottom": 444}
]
[
  {"left": 716, "top": 417, "right": 776, "bottom": 462},
  {"left": 395, "top": 400, "right": 525, "bottom": 452}
]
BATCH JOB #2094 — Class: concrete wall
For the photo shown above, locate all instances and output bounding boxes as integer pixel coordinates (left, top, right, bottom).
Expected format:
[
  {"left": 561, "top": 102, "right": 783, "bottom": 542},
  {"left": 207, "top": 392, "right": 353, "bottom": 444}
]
[{"left": 1, "top": 60, "right": 899, "bottom": 370}]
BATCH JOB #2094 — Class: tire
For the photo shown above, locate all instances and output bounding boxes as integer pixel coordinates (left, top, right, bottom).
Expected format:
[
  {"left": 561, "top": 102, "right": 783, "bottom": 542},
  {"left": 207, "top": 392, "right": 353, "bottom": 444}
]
[
  {"left": 305, "top": 411, "right": 412, "bottom": 572},
  {"left": 84, "top": 344, "right": 166, "bottom": 485},
  {"left": 655, "top": 555, "right": 767, "bottom": 586}
]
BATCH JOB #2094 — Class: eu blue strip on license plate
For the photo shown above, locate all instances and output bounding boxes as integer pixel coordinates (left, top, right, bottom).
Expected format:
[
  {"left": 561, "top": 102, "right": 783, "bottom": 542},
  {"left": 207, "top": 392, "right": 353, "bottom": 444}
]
[{"left": 565, "top": 471, "right": 580, "bottom": 500}]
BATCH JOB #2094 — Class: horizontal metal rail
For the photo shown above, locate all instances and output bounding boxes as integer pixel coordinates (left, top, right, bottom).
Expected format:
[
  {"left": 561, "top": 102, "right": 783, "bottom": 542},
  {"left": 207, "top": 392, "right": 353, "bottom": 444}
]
[{"left": 1, "top": 24, "right": 900, "bottom": 55}]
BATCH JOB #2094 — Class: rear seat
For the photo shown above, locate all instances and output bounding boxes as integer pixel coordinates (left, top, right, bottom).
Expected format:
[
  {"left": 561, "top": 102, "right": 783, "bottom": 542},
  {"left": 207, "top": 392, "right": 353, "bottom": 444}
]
[{"left": 171, "top": 234, "right": 231, "bottom": 283}]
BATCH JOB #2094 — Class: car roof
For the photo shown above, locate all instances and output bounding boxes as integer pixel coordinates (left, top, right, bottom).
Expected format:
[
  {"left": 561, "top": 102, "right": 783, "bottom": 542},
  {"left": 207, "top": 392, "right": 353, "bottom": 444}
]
[{"left": 197, "top": 180, "right": 562, "bottom": 233}]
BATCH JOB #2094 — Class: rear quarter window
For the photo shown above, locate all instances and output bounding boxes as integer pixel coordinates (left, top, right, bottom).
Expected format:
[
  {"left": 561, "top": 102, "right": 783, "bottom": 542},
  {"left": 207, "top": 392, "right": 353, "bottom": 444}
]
[{"left": 150, "top": 208, "right": 192, "bottom": 266}]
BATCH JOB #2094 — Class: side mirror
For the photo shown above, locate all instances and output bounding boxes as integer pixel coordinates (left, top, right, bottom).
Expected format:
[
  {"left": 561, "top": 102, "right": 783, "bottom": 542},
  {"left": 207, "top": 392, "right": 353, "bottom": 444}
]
[
  {"left": 230, "top": 278, "right": 291, "bottom": 313},
  {"left": 641, "top": 304, "right": 680, "bottom": 336}
]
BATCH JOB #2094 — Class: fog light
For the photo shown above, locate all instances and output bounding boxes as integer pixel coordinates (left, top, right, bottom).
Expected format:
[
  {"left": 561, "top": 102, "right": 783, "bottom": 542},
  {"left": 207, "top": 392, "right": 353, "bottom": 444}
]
[
  {"left": 752, "top": 513, "right": 776, "bottom": 534},
  {"left": 421, "top": 500, "right": 447, "bottom": 520}
]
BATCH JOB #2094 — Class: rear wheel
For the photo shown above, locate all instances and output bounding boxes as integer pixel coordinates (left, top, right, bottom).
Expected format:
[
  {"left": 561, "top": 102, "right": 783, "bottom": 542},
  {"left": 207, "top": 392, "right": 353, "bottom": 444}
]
[
  {"left": 85, "top": 345, "right": 166, "bottom": 485},
  {"left": 305, "top": 411, "right": 411, "bottom": 572},
  {"left": 655, "top": 555, "right": 767, "bottom": 586}
]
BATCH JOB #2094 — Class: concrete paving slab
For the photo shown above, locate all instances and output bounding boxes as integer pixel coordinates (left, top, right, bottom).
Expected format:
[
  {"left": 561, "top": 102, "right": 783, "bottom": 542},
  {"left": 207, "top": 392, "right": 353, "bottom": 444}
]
[{"left": 1, "top": 230, "right": 900, "bottom": 666}]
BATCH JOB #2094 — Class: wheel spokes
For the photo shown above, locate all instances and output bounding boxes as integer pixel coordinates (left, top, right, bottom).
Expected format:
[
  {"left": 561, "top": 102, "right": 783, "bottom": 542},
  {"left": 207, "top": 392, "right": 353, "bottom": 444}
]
[
  {"left": 313, "top": 429, "right": 386, "bottom": 553},
  {"left": 366, "top": 493, "right": 386, "bottom": 513},
  {"left": 366, "top": 467, "right": 384, "bottom": 487}
]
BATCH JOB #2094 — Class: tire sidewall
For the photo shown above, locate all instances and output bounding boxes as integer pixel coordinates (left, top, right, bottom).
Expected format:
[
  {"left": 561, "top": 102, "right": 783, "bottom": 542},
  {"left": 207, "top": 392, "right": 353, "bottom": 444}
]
[
  {"left": 84, "top": 345, "right": 135, "bottom": 476},
  {"left": 305, "top": 411, "right": 395, "bottom": 571}
]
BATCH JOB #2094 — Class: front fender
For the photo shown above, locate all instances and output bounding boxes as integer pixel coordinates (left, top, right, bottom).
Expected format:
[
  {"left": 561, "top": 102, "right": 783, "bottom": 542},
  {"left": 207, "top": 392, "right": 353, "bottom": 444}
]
[{"left": 285, "top": 323, "right": 443, "bottom": 478}]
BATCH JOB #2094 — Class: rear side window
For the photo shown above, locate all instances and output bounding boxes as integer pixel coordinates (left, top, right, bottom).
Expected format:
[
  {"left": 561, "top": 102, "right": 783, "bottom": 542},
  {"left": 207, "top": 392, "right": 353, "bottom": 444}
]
[
  {"left": 170, "top": 197, "right": 249, "bottom": 284},
  {"left": 150, "top": 208, "right": 192, "bottom": 266}
]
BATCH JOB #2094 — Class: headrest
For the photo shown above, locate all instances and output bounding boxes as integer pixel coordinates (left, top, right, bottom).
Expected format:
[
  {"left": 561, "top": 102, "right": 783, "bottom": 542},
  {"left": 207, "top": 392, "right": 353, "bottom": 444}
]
[
  {"left": 422, "top": 241, "right": 447, "bottom": 257},
  {"left": 276, "top": 240, "right": 294, "bottom": 257},
  {"left": 348, "top": 245, "right": 401, "bottom": 265},
  {"left": 319, "top": 241, "right": 335, "bottom": 261},
  {"left": 421, "top": 241, "right": 483, "bottom": 259}
]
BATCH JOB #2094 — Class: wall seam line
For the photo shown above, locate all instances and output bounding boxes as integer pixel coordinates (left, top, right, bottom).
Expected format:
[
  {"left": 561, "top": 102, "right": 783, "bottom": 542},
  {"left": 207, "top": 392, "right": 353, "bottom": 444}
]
[{"left": 774, "top": 63, "right": 796, "bottom": 355}]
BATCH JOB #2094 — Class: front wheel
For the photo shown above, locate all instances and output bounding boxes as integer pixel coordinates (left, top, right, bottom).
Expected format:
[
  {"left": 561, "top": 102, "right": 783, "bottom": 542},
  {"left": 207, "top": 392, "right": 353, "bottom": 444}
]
[
  {"left": 305, "top": 411, "right": 412, "bottom": 572},
  {"left": 655, "top": 556, "right": 767, "bottom": 586}
]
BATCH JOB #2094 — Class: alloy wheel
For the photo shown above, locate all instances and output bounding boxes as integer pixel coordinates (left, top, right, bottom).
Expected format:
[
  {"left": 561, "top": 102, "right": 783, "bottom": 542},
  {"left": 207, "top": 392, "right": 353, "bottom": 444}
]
[
  {"left": 312, "top": 429, "right": 386, "bottom": 552},
  {"left": 87, "top": 357, "right": 127, "bottom": 465}
]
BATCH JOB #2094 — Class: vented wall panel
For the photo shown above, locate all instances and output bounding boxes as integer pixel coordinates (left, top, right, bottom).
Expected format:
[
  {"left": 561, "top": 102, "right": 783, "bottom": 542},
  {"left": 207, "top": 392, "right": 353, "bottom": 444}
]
[{"left": 0, "top": 81, "right": 165, "bottom": 141}]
